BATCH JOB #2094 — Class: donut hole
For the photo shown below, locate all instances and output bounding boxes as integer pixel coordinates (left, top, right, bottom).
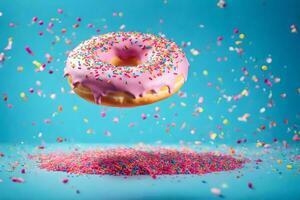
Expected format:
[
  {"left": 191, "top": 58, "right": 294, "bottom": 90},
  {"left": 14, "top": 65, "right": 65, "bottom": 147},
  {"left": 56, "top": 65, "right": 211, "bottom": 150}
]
[
  {"left": 96, "top": 43, "right": 152, "bottom": 67},
  {"left": 110, "top": 47, "right": 142, "bottom": 67},
  {"left": 110, "top": 56, "right": 141, "bottom": 67}
]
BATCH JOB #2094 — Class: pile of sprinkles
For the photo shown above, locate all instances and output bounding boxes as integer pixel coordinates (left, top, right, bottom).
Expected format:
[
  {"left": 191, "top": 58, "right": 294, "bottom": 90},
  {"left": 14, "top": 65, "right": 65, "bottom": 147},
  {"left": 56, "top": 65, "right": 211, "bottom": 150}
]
[{"left": 33, "top": 147, "right": 247, "bottom": 178}]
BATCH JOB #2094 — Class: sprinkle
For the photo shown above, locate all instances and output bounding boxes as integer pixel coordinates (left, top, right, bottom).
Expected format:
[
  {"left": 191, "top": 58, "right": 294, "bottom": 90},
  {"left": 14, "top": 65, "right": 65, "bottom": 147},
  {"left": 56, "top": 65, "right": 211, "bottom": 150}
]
[
  {"left": 20, "top": 92, "right": 27, "bottom": 101},
  {"left": 290, "top": 24, "right": 297, "bottom": 33},
  {"left": 248, "top": 182, "right": 254, "bottom": 189},
  {"left": 45, "top": 53, "right": 53, "bottom": 63},
  {"left": 113, "top": 117, "right": 119, "bottom": 123},
  {"left": 261, "top": 65, "right": 268, "bottom": 71},
  {"left": 238, "top": 113, "right": 250, "bottom": 122},
  {"left": 32, "top": 16, "right": 38, "bottom": 23},
  {"left": 210, "top": 132, "right": 217, "bottom": 140},
  {"left": 57, "top": 8, "right": 63, "bottom": 14},
  {"left": 259, "top": 107, "right": 266, "bottom": 113},
  {"left": 286, "top": 165, "right": 293, "bottom": 169},
  {"left": 56, "top": 137, "right": 64, "bottom": 143},
  {"left": 119, "top": 24, "right": 126, "bottom": 30},
  {"left": 4, "top": 37, "right": 13, "bottom": 51},
  {"left": 104, "top": 130, "right": 112, "bottom": 137},
  {"left": 239, "top": 33, "right": 246, "bottom": 39},
  {"left": 11, "top": 177, "right": 24, "bottom": 183},
  {"left": 195, "top": 107, "right": 204, "bottom": 113},
  {"left": 198, "top": 96, "right": 204, "bottom": 104},
  {"left": 217, "top": 0, "right": 226, "bottom": 8},
  {"left": 277, "top": 160, "right": 282, "bottom": 164},
  {"left": 100, "top": 111, "right": 106, "bottom": 117},
  {"left": 266, "top": 57, "right": 272, "bottom": 64},
  {"left": 62, "top": 178, "right": 69, "bottom": 184},
  {"left": 83, "top": 118, "right": 89, "bottom": 123},
  {"left": 32, "top": 60, "right": 42, "bottom": 69},
  {"left": 17, "top": 66, "right": 24, "bottom": 72},
  {"left": 73, "top": 105, "right": 78, "bottom": 111},
  {"left": 223, "top": 118, "right": 229, "bottom": 125},
  {"left": 141, "top": 113, "right": 147, "bottom": 120},
  {"left": 25, "top": 46, "right": 34, "bottom": 55},
  {"left": 190, "top": 48, "right": 200, "bottom": 56},
  {"left": 211, "top": 188, "right": 221, "bottom": 196},
  {"left": 292, "top": 134, "right": 300, "bottom": 141},
  {"left": 86, "top": 128, "right": 94, "bottom": 134},
  {"left": 264, "top": 79, "right": 272, "bottom": 87},
  {"left": 50, "top": 93, "right": 56, "bottom": 100}
]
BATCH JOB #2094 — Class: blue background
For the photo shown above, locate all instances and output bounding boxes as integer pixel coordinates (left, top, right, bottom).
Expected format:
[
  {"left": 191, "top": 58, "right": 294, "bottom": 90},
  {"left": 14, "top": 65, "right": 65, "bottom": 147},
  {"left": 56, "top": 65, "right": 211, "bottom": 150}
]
[
  {"left": 0, "top": 1, "right": 299, "bottom": 200},
  {"left": 1, "top": 0, "right": 299, "bottom": 145}
]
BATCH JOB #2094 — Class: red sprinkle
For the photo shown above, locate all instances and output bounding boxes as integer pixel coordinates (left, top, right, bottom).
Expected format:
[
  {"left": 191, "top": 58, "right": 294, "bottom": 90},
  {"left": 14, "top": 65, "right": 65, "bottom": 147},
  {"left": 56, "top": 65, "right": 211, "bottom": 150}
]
[
  {"left": 11, "top": 177, "right": 24, "bottom": 183},
  {"left": 62, "top": 178, "right": 69, "bottom": 184},
  {"left": 25, "top": 46, "right": 34, "bottom": 55}
]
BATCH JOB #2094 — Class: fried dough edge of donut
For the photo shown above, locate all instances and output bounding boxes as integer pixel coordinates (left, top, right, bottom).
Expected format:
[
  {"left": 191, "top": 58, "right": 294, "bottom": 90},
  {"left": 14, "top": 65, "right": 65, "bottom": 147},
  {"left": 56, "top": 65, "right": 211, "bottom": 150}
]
[{"left": 67, "top": 75, "right": 184, "bottom": 107}]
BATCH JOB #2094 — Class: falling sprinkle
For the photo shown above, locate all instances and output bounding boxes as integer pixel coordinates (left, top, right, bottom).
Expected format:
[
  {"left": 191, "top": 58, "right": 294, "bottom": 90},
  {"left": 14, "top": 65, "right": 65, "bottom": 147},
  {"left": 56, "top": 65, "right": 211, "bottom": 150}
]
[
  {"left": 248, "top": 182, "right": 254, "bottom": 189},
  {"left": 4, "top": 37, "right": 13, "bottom": 51},
  {"left": 210, "top": 132, "right": 217, "bottom": 140},
  {"left": 211, "top": 188, "right": 221, "bottom": 196},
  {"left": 120, "top": 24, "right": 126, "bottom": 30},
  {"left": 62, "top": 178, "right": 69, "bottom": 184},
  {"left": 11, "top": 177, "right": 24, "bottom": 183},
  {"left": 217, "top": 0, "right": 226, "bottom": 8},
  {"left": 25, "top": 46, "right": 34, "bottom": 55},
  {"left": 190, "top": 48, "right": 200, "bottom": 56},
  {"left": 73, "top": 105, "right": 78, "bottom": 111},
  {"left": 290, "top": 24, "right": 297, "bottom": 33}
]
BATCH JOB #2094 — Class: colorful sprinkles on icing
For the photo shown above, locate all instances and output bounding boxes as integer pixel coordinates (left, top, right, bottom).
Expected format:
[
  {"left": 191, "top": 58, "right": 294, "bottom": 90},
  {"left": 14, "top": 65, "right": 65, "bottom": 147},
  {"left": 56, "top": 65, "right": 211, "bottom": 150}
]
[{"left": 64, "top": 32, "right": 189, "bottom": 103}]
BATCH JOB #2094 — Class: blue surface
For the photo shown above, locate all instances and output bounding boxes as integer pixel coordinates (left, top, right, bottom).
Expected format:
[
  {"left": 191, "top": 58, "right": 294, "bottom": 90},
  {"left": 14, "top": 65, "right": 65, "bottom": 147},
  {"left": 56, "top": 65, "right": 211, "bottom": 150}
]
[{"left": 0, "top": 0, "right": 299, "bottom": 199}]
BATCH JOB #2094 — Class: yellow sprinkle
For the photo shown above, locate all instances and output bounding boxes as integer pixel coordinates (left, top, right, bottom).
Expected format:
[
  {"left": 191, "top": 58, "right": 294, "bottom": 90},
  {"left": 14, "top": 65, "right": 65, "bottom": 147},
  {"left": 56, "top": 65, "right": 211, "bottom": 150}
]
[
  {"left": 241, "top": 89, "right": 249, "bottom": 96},
  {"left": 286, "top": 165, "right": 293, "bottom": 169},
  {"left": 261, "top": 65, "right": 268, "bottom": 71},
  {"left": 33, "top": 60, "right": 42, "bottom": 69},
  {"left": 73, "top": 105, "right": 78, "bottom": 111},
  {"left": 83, "top": 118, "right": 89, "bottom": 123},
  {"left": 256, "top": 141, "right": 263, "bottom": 147},
  {"left": 239, "top": 33, "right": 245, "bottom": 39},
  {"left": 210, "top": 132, "right": 217, "bottom": 140},
  {"left": 196, "top": 107, "right": 204, "bottom": 113},
  {"left": 277, "top": 160, "right": 282, "bottom": 164},
  {"left": 223, "top": 118, "right": 229, "bottom": 125},
  {"left": 17, "top": 66, "right": 24, "bottom": 72},
  {"left": 203, "top": 70, "right": 208, "bottom": 76},
  {"left": 20, "top": 92, "right": 26, "bottom": 98},
  {"left": 235, "top": 41, "right": 242, "bottom": 45}
]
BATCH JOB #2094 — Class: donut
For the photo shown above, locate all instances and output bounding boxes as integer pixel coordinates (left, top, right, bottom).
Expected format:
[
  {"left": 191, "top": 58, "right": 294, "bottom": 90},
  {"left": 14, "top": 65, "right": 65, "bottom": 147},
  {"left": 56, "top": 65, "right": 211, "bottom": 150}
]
[{"left": 64, "top": 32, "right": 189, "bottom": 107}]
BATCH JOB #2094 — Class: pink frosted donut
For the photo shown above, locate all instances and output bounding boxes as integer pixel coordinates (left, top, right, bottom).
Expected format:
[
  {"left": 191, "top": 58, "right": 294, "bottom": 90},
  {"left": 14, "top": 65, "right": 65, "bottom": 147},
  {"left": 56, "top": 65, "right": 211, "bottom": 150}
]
[{"left": 64, "top": 32, "right": 189, "bottom": 107}]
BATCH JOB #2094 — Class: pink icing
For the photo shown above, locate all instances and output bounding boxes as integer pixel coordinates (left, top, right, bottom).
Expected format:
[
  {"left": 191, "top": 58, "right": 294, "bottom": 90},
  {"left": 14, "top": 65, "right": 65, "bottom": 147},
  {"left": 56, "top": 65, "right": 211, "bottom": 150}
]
[{"left": 64, "top": 32, "right": 189, "bottom": 104}]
